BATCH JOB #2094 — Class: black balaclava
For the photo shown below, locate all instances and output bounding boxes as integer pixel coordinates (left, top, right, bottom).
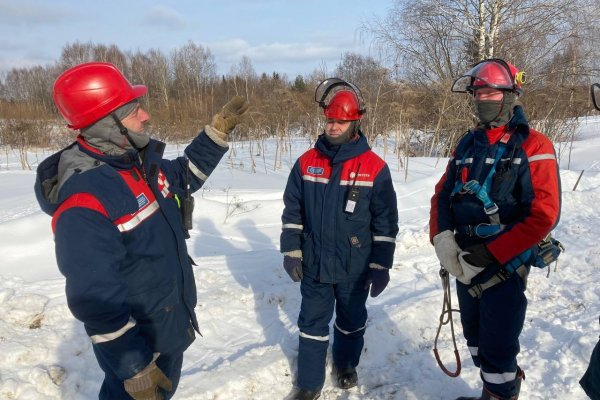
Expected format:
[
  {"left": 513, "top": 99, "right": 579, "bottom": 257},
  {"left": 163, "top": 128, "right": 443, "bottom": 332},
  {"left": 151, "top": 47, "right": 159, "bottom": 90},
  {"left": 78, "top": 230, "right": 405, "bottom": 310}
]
[
  {"left": 324, "top": 120, "right": 359, "bottom": 145},
  {"left": 474, "top": 91, "right": 517, "bottom": 128},
  {"left": 81, "top": 100, "right": 149, "bottom": 155}
]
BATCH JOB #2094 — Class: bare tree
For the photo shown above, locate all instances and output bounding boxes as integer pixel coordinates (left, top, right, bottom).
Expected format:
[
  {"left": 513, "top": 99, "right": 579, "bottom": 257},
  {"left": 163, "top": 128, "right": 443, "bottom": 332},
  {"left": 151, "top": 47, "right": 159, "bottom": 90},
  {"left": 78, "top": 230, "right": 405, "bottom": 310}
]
[
  {"left": 229, "top": 55, "right": 258, "bottom": 99},
  {"left": 368, "top": 0, "right": 593, "bottom": 78},
  {"left": 364, "top": 0, "right": 599, "bottom": 152}
]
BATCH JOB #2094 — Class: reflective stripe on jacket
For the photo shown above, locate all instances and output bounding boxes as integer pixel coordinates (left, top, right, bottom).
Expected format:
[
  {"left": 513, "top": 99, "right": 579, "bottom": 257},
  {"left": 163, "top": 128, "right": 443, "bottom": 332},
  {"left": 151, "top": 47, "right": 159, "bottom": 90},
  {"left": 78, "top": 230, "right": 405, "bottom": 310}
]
[
  {"left": 281, "top": 133, "right": 399, "bottom": 283},
  {"left": 430, "top": 106, "right": 561, "bottom": 265},
  {"left": 34, "top": 131, "right": 227, "bottom": 379}
]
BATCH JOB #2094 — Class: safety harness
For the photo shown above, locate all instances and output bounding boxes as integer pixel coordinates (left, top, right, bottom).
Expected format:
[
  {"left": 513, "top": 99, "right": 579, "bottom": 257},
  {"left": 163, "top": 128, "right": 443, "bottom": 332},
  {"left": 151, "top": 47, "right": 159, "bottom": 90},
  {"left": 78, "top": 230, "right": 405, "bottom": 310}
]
[
  {"left": 451, "top": 130, "right": 564, "bottom": 298},
  {"left": 451, "top": 131, "right": 530, "bottom": 297}
]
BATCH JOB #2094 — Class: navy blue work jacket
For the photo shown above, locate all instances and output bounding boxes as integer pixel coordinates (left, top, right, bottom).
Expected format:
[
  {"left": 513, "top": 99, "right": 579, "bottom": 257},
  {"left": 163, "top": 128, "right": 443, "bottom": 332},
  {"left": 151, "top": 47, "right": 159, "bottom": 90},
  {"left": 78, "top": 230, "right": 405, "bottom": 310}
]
[
  {"left": 34, "top": 131, "right": 227, "bottom": 380},
  {"left": 280, "top": 133, "right": 399, "bottom": 284}
]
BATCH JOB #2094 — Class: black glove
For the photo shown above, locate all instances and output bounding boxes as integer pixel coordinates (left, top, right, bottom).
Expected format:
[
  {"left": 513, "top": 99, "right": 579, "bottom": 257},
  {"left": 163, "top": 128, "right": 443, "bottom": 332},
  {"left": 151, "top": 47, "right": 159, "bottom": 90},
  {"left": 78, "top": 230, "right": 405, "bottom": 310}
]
[
  {"left": 462, "top": 244, "right": 497, "bottom": 269},
  {"left": 364, "top": 266, "right": 390, "bottom": 297},
  {"left": 283, "top": 255, "right": 303, "bottom": 282}
]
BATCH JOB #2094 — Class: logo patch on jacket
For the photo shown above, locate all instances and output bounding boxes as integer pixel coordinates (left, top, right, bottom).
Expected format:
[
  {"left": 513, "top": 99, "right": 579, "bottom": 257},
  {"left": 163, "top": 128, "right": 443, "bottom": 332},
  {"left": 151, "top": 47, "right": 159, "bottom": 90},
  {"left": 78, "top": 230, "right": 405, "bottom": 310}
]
[
  {"left": 308, "top": 166, "right": 324, "bottom": 175},
  {"left": 350, "top": 172, "right": 371, "bottom": 179},
  {"left": 136, "top": 193, "right": 149, "bottom": 209}
]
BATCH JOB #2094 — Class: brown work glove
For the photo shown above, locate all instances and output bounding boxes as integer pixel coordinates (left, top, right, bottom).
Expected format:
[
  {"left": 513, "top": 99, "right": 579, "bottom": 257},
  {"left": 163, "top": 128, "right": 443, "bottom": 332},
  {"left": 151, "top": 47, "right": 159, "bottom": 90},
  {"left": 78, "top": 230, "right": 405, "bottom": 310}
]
[
  {"left": 124, "top": 356, "right": 172, "bottom": 400},
  {"left": 211, "top": 95, "right": 249, "bottom": 135}
]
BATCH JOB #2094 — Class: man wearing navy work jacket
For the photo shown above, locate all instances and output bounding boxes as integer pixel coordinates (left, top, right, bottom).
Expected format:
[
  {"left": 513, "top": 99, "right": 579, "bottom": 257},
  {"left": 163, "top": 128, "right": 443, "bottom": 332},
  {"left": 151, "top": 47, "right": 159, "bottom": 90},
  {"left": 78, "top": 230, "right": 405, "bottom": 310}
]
[
  {"left": 280, "top": 78, "right": 399, "bottom": 400},
  {"left": 430, "top": 59, "right": 561, "bottom": 400},
  {"left": 35, "top": 62, "right": 248, "bottom": 399}
]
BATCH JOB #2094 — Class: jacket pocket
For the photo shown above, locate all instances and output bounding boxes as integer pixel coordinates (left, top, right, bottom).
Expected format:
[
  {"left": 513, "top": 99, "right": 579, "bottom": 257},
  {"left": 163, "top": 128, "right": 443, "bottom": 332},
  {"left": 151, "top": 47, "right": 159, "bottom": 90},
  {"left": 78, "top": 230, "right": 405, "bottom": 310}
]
[
  {"left": 128, "top": 280, "right": 194, "bottom": 354},
  {"left": 490, "top": 161, "right": 518, "bottom": 202},
  {"left": 127, "top": 279, "right": 180, "bottom": 319},
  {"left": 345, "top": 232, "right": 372, "bottom": 276},
  {"left": 301, "top": 232, "right": 316, "bottom": 276}
]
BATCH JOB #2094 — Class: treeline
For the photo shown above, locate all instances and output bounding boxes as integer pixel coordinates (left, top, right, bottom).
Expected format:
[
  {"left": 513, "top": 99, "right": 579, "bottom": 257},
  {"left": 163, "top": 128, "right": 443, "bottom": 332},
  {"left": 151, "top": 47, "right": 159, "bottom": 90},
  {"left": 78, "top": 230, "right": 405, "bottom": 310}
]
[{"left": 1, "top": 0, "right": 599, "bottom": 167}]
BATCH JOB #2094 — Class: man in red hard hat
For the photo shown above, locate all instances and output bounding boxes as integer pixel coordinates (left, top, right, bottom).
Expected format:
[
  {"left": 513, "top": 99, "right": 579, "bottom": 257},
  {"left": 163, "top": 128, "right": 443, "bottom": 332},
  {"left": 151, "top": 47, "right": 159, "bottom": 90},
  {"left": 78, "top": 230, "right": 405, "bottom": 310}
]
[
  {"left": 35, "top": 62, "right": 248, "bottom": 399},
  {"left": 430, "top": 58, "right": 561, "bottom": 399},
  {"left": 280, "top": 78, "right": 399, "bottom": 399}
]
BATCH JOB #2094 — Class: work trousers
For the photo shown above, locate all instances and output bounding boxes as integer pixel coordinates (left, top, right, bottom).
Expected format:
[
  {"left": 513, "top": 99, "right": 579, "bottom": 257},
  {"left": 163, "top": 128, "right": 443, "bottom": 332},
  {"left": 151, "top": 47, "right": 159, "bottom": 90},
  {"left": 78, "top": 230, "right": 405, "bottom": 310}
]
[
  {"left": 296, "top": 276, "right": 369, "bottom": 391},
  {"left": 457, "top": 271, "right": 527, "bottom": 398},
  {"left": 581, "top": 336, "right": 600, "bottom": 400}
]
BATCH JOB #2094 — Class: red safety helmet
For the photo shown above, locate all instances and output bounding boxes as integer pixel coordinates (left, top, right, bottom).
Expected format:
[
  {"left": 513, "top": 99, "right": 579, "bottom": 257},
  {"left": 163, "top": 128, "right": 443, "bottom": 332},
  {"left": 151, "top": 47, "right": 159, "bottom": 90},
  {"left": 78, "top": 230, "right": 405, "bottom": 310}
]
[
  {"left": 324, "top": 90, "right": 363, "bottom": 120},
  {"left": 452, "top": 58, "right": 525, "bottom": 96},
  {"left": 53, "top": 62, "right": 147, "bottom": 129},
  {"left": 315, "top": 77, "right": 365, "bottom": 120}
]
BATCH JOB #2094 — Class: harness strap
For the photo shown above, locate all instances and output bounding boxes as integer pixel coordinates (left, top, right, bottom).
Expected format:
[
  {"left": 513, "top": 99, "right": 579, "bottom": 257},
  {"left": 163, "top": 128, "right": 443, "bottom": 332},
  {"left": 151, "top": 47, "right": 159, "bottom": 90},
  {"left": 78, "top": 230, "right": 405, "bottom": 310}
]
[
  {"left": 456, "top": 223, "right": 505, "bottom": 238},
  {"left": 451, "top": 131, "right": 513, "bottom": 224},
  {"left": 468, "top": 264, "right": 528, "bottom": 298},
  {"left": 461, "top": 144, "right": 506, "bottom": 221}
]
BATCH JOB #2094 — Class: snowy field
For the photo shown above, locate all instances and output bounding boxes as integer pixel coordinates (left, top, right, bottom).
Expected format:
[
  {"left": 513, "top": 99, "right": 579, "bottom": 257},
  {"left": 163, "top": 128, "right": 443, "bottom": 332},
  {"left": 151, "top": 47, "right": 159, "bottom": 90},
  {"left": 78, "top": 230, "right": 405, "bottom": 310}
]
[{"left": 1, "top": 118, "right": 600, "bottom": 399}]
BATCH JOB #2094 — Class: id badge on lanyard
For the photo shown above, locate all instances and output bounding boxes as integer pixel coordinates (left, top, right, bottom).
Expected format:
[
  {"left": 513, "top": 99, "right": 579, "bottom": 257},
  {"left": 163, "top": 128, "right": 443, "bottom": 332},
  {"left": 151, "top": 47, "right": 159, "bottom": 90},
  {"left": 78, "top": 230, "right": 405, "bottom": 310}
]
[{"left": 344, "top": 163, "right": 362, "bottom": 214}]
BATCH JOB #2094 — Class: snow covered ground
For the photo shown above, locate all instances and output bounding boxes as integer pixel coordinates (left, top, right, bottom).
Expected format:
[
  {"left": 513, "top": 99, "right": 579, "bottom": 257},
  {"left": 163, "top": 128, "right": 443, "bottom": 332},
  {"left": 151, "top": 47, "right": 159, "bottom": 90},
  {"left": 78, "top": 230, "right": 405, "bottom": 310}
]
[{"left": 1, "top": 118, "right": 600, "bottom": 399}]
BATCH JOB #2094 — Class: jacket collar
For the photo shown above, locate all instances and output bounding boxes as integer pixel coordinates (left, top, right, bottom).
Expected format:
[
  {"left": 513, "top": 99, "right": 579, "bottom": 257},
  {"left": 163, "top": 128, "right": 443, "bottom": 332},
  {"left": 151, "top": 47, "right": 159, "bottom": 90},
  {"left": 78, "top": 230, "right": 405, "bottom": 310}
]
[
  {"left": 315, "top": 131, "right": 370, "bottom": 164},
  {"left": 77, "top": 135, "right": 139, "bottom": 169},
  {"left": 473, "top": 105, "right": 530, "bottom": 148}
]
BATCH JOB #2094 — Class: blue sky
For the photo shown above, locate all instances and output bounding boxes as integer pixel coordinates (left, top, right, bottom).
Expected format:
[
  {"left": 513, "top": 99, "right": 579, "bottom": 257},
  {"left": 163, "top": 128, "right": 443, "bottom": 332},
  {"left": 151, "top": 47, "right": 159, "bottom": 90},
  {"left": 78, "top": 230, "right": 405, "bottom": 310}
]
[{"left": 0, "top": 0, "right": 393, "bottom": 78}]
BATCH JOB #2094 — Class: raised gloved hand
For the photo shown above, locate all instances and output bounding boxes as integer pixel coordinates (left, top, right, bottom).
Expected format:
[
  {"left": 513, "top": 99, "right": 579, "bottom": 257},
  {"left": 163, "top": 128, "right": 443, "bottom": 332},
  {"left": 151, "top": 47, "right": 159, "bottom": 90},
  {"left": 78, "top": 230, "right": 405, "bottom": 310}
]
[
  {"left": 211, "top": 95, "right": 249, "bottom": 135},
  {"left": 124, "top": 355, "right": 172, "bottom": 400},
  {"left": 457, "top": 244, "right": 496, "bottom": 285},
  {"left": 364, "top": 264, "right": 390, "bottom": 297},
  {"left": 283, "top": 253, "right": 303, "bottom": 282},
  {"left": 433, "top": 230, "right": 463, "bottom": 278}
]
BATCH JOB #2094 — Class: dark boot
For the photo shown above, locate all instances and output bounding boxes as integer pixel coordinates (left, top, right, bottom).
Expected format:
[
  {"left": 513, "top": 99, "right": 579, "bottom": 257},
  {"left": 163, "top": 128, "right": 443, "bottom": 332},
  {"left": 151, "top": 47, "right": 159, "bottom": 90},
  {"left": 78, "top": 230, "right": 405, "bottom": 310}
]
[
  {"left": 456, "top": 388, "right": 510, "bottom": 400},
  {"left": 514, "top": 367, "right": 525, "bottom": 399},
  {"left": 290, "top": 388, "right": 321, "bottom": 400},
  {"left": 456, "top": 368, "right": 525, "bottom": 400},
  {"left": 337, "top": 367, "right": 358, "bottom": 389}
]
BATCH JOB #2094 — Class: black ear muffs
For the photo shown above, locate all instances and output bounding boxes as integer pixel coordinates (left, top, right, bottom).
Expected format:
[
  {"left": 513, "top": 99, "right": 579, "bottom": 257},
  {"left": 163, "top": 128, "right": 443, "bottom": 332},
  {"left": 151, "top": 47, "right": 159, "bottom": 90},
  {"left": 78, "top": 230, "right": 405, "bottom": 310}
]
[{"left": 592, "top": 83, "right": 600, "bottom": 111}]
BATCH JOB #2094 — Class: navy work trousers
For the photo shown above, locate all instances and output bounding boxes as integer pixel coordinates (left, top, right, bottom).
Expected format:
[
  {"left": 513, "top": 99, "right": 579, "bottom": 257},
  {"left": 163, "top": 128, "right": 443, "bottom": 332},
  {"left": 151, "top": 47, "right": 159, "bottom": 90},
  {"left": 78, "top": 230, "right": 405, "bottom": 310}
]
[
  {"left": 296, "top": 276, "right": 369, "bottom": 391},
  {"left": 457, "top": 271, "right": 527, "bottom": 398},
  {"left": 581, "top": 336, "right": 600, "bottom": 400}
]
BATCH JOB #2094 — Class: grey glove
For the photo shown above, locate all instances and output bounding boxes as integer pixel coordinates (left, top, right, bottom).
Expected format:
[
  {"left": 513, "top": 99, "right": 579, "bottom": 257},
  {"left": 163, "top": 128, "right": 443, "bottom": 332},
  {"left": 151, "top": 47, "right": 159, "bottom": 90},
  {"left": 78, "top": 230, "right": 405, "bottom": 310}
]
[
  {"left": 124, "top": 355, "right": 172, "bottom": 400},
  {"left": 433, "top": 230, "right": 464, "bottom": 278},
  {"left": 283, "top": 253, "right": 303, "bottom": 282},
  {"left": 211, "top": 96, "right": 249, "bottom": 135}
]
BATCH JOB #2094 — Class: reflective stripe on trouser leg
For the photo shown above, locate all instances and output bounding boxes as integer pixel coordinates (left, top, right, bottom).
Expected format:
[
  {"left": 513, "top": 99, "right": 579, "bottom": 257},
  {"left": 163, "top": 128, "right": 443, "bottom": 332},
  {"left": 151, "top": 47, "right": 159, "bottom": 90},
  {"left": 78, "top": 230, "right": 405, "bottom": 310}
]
[
  {"left": 457, "top": 271, "right": 527, "bottom": 398},
  {"left": 332, "top": 278, "right": 369, "bottom": 370},
  {"left": 297, "top": 277, "right": 335, "bottom": 391}
]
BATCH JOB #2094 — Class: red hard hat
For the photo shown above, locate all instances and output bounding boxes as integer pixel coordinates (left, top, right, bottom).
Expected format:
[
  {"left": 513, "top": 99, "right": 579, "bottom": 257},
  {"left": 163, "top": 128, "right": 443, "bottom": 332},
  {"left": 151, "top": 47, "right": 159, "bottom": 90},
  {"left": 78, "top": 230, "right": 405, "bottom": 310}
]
[
  {"left": 324, "top": 90, "right": 363, "bottom": 120},
  {"left": 53, "top": 62, "right": 147, "bottom": 129},
  {"left": 452, "top": 59, "right": 525, "bottom": 95}
]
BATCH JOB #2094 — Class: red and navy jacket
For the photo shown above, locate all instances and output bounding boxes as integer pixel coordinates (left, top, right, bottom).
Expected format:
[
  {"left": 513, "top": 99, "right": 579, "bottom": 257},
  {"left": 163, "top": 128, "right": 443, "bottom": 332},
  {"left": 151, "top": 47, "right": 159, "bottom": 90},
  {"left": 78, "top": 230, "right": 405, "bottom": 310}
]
[
  {"left": 34, "top": 131, "right": 227, "bottom": 380},
  {"left": 429, "top": 106, "right": 561, "bottom": 265},
  {"left": 280, "top": 133, "right": 399, "bottom": 283}
]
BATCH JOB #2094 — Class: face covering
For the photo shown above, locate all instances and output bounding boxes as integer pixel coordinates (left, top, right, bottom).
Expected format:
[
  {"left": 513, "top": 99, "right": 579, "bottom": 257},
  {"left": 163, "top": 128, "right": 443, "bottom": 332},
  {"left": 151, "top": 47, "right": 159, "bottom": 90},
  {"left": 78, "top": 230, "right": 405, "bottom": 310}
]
[
  {"left": 81, "top": 101, "right": 149, "bottom": 155},
  {"left": 474, "top": 92, "right": 517, "bottom": 128}
]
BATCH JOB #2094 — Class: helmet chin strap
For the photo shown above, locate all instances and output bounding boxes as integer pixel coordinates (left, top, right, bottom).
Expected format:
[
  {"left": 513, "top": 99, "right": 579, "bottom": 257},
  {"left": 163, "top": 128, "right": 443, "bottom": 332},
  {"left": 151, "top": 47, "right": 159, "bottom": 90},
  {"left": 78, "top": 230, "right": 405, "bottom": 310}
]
[{"left": 110, "top": 113, "right": 142, "bottom": 151}]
